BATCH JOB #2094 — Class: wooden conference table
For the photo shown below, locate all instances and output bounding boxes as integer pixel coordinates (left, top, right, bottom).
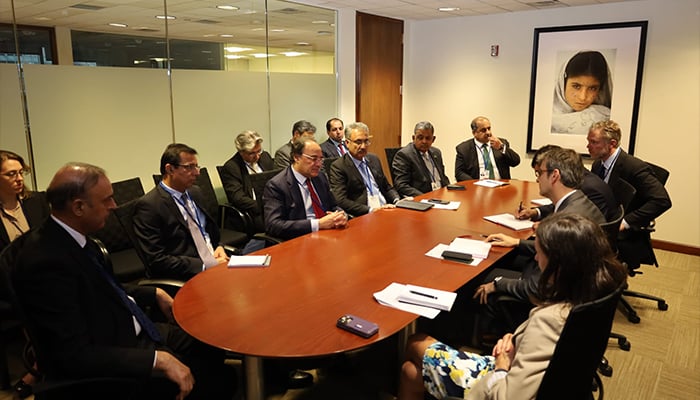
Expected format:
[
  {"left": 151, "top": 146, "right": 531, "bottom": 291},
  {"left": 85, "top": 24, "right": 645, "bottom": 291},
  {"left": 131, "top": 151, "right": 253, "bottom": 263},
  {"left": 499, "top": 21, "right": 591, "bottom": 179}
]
[{"left": 173, "top": 179, "right": 541, "bottom": 399}]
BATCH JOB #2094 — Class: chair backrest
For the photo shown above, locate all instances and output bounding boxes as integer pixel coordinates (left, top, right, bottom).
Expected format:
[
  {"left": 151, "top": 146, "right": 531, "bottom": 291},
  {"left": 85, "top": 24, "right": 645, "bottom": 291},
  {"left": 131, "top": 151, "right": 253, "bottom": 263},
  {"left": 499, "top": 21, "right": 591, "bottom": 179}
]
[
  {"left": 536, "top": 284, "right": 624, "bottom": 400},
  {"left": 248, "top": 170, "right": 283, "bottom": 217},
  {"left": 645, "top": 161, "right": 669, "bottom": 186},
  {"left": 322, "top": 156, "right": 338, "bottom": 178},
  {"left": 384, "top": 147, "right": 401, "bottom": 183},
  {"left": 93, "top": 177, "right": 145, "bottom": 254},
  {"left": 113, "top": 200, "right": 150, "bottom": 272},
  {"left": 111, "top": 177, "right": 145, "bottom": 206},
  {"left": 599, "top": 204, "right": 624, "bottom": 253},
  {"left": 610, "top": 177, "right": 636, "bottom": 212}
]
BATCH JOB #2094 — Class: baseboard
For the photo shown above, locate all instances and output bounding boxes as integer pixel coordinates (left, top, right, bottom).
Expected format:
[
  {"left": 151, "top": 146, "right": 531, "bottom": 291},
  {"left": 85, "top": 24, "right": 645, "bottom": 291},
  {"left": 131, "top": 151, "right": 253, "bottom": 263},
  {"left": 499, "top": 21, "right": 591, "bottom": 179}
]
[{"left": 652, "top": 239, "right": 700, "bottom": 256}]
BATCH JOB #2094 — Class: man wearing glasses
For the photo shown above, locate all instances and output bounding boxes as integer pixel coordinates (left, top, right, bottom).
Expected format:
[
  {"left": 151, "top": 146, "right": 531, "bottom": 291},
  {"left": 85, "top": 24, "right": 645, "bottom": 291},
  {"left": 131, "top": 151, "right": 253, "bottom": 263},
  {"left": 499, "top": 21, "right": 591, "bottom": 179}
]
[
  {"left": 134, "top": 143, "right": 229, "bottom": 281},
  {"left": 264, "top": 137, "right": 347, "bottom": 240},
  {"left": 329, "top": 122, "right": 399, "bottom": 216}
]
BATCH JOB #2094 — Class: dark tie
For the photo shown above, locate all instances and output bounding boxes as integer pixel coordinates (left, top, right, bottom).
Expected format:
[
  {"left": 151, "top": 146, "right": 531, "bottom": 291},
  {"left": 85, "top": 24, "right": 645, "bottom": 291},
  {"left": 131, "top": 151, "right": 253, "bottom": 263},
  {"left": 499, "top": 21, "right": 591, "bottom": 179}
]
[
  {"left": 598, "top": 165, "right": 607, "bottom": 180},
  {"left": 84, "top": 240, "right": 162, "bottom": 343},
  {"left": 338, "top": 144, "right": 346, "bottom": 155},
  {"left": 306, "top": 179, "right": 325, "bottom": 219}
]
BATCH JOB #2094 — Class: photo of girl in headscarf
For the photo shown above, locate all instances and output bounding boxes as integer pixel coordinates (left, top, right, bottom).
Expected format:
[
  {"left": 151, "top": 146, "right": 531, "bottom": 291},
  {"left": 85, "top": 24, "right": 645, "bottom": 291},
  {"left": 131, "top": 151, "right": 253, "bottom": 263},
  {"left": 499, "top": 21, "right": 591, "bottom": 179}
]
[{"left": 551, "top": 50, "right": 613, "bottom": 135}]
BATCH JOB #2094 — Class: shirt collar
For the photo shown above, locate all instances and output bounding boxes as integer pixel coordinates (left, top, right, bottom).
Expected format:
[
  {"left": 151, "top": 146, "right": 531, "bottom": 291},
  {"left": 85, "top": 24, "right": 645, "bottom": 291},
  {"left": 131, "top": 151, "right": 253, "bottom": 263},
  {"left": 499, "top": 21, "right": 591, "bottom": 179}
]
[
  {"left": 51, "top": 215, "right": 87, "bottom": 248},
  {"left": 554, "top": 190, "right": 577, "bottom": 213},
  {"left": 602, "top": 147, "right": 621, "bottom": 170}
]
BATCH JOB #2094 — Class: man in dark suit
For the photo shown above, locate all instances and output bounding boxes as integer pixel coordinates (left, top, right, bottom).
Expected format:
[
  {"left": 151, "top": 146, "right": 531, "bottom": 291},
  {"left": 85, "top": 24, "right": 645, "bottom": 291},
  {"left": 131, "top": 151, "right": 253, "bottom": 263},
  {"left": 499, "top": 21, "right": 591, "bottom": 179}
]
[
  {"left": 273, "top": 120, "right": 317, "bottom": 169},
  {"left": 329, "top": 122, "right": 400, "bottom": 216},
  {"left": 9, "top": 162, "right": 232, "bottom": 399},
  {"left": 391, "top": 121, "right": 450, "bottom": 197},
  {"left": 134, "top": 143, "right": 228, "bottom": 281},
  {"left": 264, "top": 137, "right": 347, "bottom": 240},
  {"left": 587, "top": 120, "right": 671, "bottom": 266},
  {"left": 475, "top": 148, "right": 605, "bottom": 335},
  {"left": 517, "top": 145, "right": 617, "bottom": 222},
  {"left": 320, "top": 117, "right": 349, "bottom": 159},
  {"left": 454, "top": 116, "right": 520, "bottom": 181},
  {"left": 220, "top": 130, "right": 276, "bottom": 232}
]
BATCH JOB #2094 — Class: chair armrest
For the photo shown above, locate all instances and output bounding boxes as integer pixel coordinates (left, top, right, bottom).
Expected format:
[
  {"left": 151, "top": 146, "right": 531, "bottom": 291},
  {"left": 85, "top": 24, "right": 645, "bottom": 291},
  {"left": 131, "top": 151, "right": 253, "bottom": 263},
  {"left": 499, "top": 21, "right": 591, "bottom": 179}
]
[
  {"left": 138, "top": 278, "right": 185, "bottom": 298},
  {"left": 253, "top": 233, "right": 284, "bottom": 247},
  {"left": 219, "top": 204, "right": 255, "bottom": 238}
]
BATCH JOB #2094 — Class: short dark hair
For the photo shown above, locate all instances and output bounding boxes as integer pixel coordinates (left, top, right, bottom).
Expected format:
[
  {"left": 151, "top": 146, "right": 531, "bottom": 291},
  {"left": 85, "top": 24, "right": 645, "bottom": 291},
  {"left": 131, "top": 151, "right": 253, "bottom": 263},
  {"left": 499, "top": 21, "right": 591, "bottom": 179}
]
[
  {"left": 160, "top": 143, "right": 197, "bottom": 174},
  {"left": 539, "top": 148, "right": 583, "bottom": 189},
  {"left": 536, "top": 213, "right": 626, "bottom": 305},
  {"left": 325, "top": 118, "right": 343, "bottom": 131},
  {"left": 0, "top": 150, "right": 31, "bottom": 198},
  {"left": 531, "top": 144, "right": 562, "bottom": 168},
  {"left": 290, "top": 137, "right": 317, "bottom": 160},
  {"left": 47, "top": 162, "right": 106, "bottom": 211},
  {"left": 292, "top": 120, "right": 316, "bottom": 136}
]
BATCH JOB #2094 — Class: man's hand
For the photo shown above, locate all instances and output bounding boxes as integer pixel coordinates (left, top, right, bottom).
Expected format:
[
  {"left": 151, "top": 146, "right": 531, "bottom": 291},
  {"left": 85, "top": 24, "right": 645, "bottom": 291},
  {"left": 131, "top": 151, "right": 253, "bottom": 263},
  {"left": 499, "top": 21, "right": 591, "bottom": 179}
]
[
  {"left": 484, "top": 233, "right": 519, "bottom": 247},
  {"left": 319, "top": 210, "right": 348, "bottom": 230},
  {"left": 155, "top": 288, "right": 174, "bottom": 323},
  {"left": 213, "top": 246, "right": 229, "bottom": 264},
  {"left": 516, "top": 208, "right": 537, "bottom": 220},
  {"left": 155, "top": 351, "right": 194, "bottom": 400},
  {"left": 473, "top": 282, "right": 496, "bottom": 304},
  {"left": 492, "top": 333, "right": 515, "bottom": 371},
  {"left": 489, "top": 136, "right": 504, "bottom": 151}
]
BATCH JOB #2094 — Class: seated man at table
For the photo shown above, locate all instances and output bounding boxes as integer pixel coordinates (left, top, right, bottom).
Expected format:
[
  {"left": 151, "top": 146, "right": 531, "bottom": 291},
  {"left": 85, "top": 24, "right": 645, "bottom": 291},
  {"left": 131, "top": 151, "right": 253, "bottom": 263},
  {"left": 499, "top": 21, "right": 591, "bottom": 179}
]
[
  {"left": 391, "top": 121, "right": 450, "bottom": 197},
  {"left": 264, "top": 137, "right": 347, "bottom": 240},
  {"left": 10, "top": 162, "right": 233, "bottom": 399},
  {"left": 220, "top": 130, "right": 276, "bottom": 232},
  {"left": 517, "top": 144, "right": 618, "bottom": 222},
  {"left": 320, "top": 117, "right": 349, "bottom": 159},
  {"left": 454, "top": 116, "right": 520, "bottom": 181},
  {"left": 273, "top": 120, "right": 317, "bottom": 169},
  {"left": 329, "top": 122, "right": 400, "bottom": 216},
  {"left": 474, "top": 148, "right": 605, "bottom": 336},
  {"left": 134, "top": 143, "right": 229, "bottom": 281}
]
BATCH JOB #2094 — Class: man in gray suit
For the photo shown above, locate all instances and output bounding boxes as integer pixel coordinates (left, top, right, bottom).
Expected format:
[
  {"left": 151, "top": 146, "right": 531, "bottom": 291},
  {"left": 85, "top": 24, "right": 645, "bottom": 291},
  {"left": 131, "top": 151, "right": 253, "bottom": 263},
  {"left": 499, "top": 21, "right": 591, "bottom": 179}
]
[
  {"left": 474, "top": 148, "right": 605, "bottom": 335},
  {"left": 391, "top": 121, "right": 450, "bottom": 196}
]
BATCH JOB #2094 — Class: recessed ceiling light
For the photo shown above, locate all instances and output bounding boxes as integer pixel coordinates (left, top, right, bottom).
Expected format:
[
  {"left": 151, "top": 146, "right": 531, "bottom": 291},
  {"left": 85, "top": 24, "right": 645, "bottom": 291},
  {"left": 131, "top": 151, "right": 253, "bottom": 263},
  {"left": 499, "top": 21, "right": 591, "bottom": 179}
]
[
  {"left": 225, "top": 55, "right": 247, "bottom": 59},
  {"left": 216, "top": 5, "right": 239, "bottom": 11},
  {"left": 312, "top": 20, "right": 329, "bottom": 24},
  {"left": 280, "top": 51, "right": 306, "bottom": 57},
  {"left": 250, "top": 53, "right": 274, "bottom": 58},
  {"left": 220, "top": 34, "right": 234, "bottom": 38},
  {"left": 270, "top": 29, "right": 286, "bottom": 32},
  {"left": 296, "top": 42, "right": 310, "bottom": 46},
  {"left": 34, "top": 16, "right": 51, "bottom": 21},
  {"left": 109, "top": 23, "right": 128, "bottom": 28},
  {"left": 203, "top": 34, "right": 216, "bottom": 37},
  {"left": 224, "top": 46, "right": 253, "bottom": 53},
  {"left": 438, "top": 7, "right": 460, "bottom": 12},
  {"left": 155, "top": 15, "right": 176, "bottom": 20}
]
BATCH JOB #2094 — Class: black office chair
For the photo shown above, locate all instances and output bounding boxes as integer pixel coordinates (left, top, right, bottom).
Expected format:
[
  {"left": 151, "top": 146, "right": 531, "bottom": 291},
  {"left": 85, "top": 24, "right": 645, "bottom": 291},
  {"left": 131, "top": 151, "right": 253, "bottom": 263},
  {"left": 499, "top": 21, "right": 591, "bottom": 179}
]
[
  {"left": 214, "top": 165, "right": 260, "bottom": 237},
  {"left": 384, "top": 147, "right": 401, "bottom": 183},
  {"left": 248, "top": 170, "right": 285, "bottom": 246},
  {"left": 0, "top": 237, "right": 141, "bottom": 399},
  {"left": 93, "top": 177, "right": 146, "bottom": 283},
  {"left": 153, "top": 168, "right": 250, "bottom": 253},
  {"left": 322, "top": 156, "right": 338, "bottom": 179}
]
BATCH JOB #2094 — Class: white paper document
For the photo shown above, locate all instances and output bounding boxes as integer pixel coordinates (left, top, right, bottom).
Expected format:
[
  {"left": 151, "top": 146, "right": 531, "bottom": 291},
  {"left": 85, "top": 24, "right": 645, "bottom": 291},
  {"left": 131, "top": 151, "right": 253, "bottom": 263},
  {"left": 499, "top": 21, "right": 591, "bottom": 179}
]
[
  {"left": 419, "top": 199, "right": 461, "bottom": 210},
  {"left": 446, "top": 237, "right": 491, "bottom": 259},
  {"left": 473, "top": 179, "right": 509, "bottom": 188},
  {"left": 530, "top": 198, "right": 553, "bottom": 206},
  {"left": 374, "top": 283, "right": 443, "bottom": 319},
  {"left": 483, "top": 213, "right": 534, "bottom": 231},
  {"left": 227, "top": 255, "right": 271, "bottom": 268}
]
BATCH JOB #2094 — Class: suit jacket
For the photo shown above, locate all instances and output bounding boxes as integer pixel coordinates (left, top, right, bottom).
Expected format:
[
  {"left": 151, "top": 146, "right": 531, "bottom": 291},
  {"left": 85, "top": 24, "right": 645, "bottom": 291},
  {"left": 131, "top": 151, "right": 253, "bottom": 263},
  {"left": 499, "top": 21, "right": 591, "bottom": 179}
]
[
  {"left": 320, "top": 138, "right": 347, "bottom": 159},
  {"left": 592, "top": 150, "right": 671, "bottom": 228},
  {"left": 263, "top": 167, "right": 341, "bottom": 240},
  {"left": 273, "top": 141, "right": 293, "bottom": 169},
  {"left": 391, "top": 144, "right": 450, "bottom": 197},
  {"left": 454, "top": 138, "right": 520, "bottom": 181},
  {"left": 0, "top": 192, "right": 50, "bottom": 251},
  {"left": 133, "top": 185, "right": 220, "bottom": 281},
  {"left": 220, "top": 151, "right": 275, "bottom": 216},
  {"left": 10, "top": 218, "right": 157, "bottom": 380},
  {"left": 329, "top": 153, "right": 400, "bottom": 216},
  {"left": 467, "top": 303, "right": 570, "bottom": 400},
  {"left": 536, "top": 172, "right": 618, "bottom": 222}
]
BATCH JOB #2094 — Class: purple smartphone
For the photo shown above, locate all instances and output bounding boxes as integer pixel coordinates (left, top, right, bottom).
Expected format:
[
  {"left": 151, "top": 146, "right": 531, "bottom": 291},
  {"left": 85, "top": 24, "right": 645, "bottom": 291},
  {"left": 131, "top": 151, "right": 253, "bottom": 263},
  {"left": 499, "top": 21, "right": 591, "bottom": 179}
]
[{"left": 336, "top": 314, "right": 379, "bottom": 338}]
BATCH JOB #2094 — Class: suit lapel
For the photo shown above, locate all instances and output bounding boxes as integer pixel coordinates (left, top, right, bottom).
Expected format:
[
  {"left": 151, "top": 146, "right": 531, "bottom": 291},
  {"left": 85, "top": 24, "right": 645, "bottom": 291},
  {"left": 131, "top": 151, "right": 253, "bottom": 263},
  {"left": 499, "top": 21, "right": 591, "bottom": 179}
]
[{"left": 157, "top": 185, "right": 188, "bottom": 230}]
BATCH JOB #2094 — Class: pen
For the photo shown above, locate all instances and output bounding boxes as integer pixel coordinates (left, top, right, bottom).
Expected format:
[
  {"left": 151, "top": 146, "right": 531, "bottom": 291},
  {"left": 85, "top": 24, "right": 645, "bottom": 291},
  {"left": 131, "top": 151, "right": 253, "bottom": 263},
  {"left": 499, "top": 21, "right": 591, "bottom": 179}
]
[
  {"left": 518, "top": 201, "right": 524, "bottom": 213},
  {"left": 410, "top": 290, "right": 438, "bottom": 299}
]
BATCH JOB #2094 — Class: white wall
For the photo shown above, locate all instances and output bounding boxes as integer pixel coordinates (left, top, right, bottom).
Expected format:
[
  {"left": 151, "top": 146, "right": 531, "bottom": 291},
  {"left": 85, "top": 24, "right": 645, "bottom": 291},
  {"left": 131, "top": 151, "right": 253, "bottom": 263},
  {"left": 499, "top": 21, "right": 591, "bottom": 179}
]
[{"left": 401, "top": 0, "right": 700, "bottom": 247}]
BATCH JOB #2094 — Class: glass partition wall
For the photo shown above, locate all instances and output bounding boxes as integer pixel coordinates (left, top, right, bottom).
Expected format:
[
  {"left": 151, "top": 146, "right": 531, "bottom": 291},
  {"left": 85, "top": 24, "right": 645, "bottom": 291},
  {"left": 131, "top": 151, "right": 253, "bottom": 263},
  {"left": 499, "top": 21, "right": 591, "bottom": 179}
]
[{"left": 0, "top": 0, "right": 336, "bottom": 195}]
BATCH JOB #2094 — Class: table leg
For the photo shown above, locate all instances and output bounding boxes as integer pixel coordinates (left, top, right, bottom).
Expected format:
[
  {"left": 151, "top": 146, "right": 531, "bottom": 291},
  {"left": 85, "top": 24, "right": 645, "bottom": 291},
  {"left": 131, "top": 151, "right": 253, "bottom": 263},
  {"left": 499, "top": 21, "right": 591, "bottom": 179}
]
[
  {"left": 397, "top": 320, "right": 416, "bottom": 361},
  {"left": 244, "top": 355, "right": 264, "bottom": 400}
]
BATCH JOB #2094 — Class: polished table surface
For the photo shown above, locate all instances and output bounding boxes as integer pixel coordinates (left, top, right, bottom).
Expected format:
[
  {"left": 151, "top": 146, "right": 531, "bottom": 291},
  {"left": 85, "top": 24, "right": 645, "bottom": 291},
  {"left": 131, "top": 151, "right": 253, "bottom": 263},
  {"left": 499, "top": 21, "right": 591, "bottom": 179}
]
[{"left": 173, "top": 180, "right": 541, "bottom": 359}]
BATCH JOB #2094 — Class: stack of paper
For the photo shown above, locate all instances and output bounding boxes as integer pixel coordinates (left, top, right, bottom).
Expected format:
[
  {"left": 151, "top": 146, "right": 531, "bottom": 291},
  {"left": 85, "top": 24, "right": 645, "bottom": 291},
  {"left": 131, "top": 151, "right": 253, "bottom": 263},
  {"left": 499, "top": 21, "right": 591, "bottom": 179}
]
[
  {"left": 474, "top": 179, "right": 509, "bottom": 188},
  {"left": 484, "top": 213, "right": 534, "bottom": 231},
  {"left": 373, "top": 283, "right": 457, "bottom": 319},
  {"left": 419, "top": 200, "right": 461, "bottom": 210},
  {"left": 446, "top": 237, "right": 491, "bottom": 259},
  {"left": 227, "top": 255, "right": 271, "bottom": 268}
]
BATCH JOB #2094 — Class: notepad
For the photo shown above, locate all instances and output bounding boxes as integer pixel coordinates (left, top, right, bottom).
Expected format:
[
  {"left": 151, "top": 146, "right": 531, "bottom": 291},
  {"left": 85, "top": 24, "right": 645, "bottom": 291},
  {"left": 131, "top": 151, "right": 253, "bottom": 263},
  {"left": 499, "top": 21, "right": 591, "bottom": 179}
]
[
  {"left": 227, "top": 255, "right": 271, "bottom": 268},
  {"left": 483, "top": 213, "right": 534, "bottom": 231},
  {"left": 396, "top": 284, "right": 457, "bottom": 312},
  {"left": 446, "top": 237, "right": 491, "bottom": 259},
  {"left": 474, "top": 179, "right": 509, "bottom": 188}
]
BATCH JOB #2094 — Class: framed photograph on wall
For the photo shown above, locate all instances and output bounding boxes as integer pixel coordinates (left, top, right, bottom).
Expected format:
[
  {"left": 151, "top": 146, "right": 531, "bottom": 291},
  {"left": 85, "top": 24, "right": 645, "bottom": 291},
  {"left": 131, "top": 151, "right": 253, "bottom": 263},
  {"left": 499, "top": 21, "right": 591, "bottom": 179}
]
[{"left": 526, "top": 21, "right": 648, "bottom": 155}]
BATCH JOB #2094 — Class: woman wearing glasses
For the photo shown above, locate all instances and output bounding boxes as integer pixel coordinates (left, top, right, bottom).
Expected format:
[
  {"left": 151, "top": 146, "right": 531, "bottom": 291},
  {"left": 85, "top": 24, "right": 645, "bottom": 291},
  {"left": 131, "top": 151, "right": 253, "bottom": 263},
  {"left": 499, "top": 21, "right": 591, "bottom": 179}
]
[{"left": 0, "top": 150, "right": 50, "bottom": 398}]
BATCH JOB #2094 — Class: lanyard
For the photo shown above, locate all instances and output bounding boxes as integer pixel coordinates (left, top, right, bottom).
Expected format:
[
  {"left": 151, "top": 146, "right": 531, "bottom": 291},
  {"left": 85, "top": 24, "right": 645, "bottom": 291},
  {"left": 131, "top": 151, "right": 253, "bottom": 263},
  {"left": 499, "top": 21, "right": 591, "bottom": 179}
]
[
  {"left": 162, "top": 182, "right": 207, "bottom": 238},
  {"left": 359, "top": 160, "right": 375, "bottom": 195}
]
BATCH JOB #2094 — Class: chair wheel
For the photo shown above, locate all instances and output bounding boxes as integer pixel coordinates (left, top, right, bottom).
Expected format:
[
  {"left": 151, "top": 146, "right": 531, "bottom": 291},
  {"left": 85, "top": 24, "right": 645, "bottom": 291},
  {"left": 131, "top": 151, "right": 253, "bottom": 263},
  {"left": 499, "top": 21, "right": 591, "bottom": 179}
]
[
  {"left": 619, "top": 340, "right": 631, "bottom": 351},
  {"left": 627, "top": 313, "right": 641, "bottom": 323},
  {"left": 658, "top": 301, "right": 668, "bottom": 311},
  {"left": 599, "top": 363, "right": 613, "bottom": 377}
]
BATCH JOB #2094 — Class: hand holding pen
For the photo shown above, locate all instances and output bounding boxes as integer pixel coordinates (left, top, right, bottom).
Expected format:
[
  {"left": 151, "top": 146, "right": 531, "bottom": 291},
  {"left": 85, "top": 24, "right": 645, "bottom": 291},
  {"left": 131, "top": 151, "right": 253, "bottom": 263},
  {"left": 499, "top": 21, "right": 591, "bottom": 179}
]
[{"left": 515, "top": 201, "right": 537, "bottom": 220}]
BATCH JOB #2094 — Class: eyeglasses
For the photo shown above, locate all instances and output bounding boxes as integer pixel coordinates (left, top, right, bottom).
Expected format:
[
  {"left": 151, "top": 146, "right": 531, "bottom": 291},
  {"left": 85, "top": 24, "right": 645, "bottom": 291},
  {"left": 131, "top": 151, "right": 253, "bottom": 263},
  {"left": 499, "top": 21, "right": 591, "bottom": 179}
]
[
  {"left": 349, "top": 139, "right": 371, "bottom": 146},
  {"left": 534, "top": 169, "right": 553, "bottom": 178},
  {"left": 301, "top": 154, "right": 324, "bottom": 164},
  {"left": 1, "top": 169, "right": 28, "bottom": 179},
  {"left": 175, "top": 164, "right": 201, "bottom": 172},
  {"left": 243, "top": 150, "right": 263, "bottom": 157}
]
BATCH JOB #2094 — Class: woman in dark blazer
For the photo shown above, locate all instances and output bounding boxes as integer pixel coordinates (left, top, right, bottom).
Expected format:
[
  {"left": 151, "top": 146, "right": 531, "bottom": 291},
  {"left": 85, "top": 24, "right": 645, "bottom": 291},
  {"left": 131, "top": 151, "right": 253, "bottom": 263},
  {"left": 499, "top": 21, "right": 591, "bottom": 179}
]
[{"left": 0, "top": 150, "right": 50, "bottom": 398}]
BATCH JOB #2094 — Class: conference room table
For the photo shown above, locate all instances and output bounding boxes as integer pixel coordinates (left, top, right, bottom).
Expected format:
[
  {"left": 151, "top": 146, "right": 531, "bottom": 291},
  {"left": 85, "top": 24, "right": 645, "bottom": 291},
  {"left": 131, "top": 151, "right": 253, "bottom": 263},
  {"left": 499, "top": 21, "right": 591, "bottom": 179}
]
[{"left": 173, "top": 179, "right": 541, "bottom": 400}]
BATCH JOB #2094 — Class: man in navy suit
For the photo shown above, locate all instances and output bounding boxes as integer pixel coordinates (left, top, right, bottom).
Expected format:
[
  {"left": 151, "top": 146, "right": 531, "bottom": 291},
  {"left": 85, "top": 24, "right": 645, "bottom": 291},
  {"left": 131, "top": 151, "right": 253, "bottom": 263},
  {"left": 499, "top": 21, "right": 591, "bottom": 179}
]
[
  {"left": 329, "top": 122, "right": 400, "bottom": 216},
  {"left": 320, "top": 118, "right": 349, "bottom": 159},
  {"left": 264, "top": 137, "right": 347, "bottom": 240},
  {"left": 391, "top": 121, "right": 450, "bottom": 197},
  {"left": 10, "top": 163, "right": 232, "bottom": 399}
]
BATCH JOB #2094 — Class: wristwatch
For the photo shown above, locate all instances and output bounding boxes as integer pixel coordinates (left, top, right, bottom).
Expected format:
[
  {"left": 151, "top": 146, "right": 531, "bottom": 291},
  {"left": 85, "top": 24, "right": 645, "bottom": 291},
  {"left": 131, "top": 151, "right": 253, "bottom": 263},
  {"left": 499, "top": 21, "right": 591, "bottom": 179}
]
[{"left": 493, "top": 276, "right": 503, "bottom": 289}]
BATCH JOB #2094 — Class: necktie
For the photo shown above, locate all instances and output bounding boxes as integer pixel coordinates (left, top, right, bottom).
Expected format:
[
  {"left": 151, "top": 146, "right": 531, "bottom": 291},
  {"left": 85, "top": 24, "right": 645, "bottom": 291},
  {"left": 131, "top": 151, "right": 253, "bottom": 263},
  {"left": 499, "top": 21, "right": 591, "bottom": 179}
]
[
  {"left": 422, "top": 152, "right": 437, "bottom": 181},
  {"left": 338, "top": 144, "right": 346, "bottom": 155},
  {"left": 306, "top": 179, "right": 325, "bottom": 219},
  {"left": 181, "top": 194, "right": 219, "bottom": 269},
  {"left": 481, "top": 144, "right": 495, "bottom": 179},
  {"left": 598, "top": 165, "right": 607, "bottom": 180},
  {"left": 84, "top": 240, "right": 162, "bottom": 343}
]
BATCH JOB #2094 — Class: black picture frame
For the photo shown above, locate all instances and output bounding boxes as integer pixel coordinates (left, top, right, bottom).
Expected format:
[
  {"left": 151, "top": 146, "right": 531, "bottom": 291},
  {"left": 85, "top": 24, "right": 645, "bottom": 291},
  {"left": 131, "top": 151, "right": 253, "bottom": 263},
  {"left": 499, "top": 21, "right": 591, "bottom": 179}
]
[{"left": 526, "top": 21, "right": 648, "bottom": 155}]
